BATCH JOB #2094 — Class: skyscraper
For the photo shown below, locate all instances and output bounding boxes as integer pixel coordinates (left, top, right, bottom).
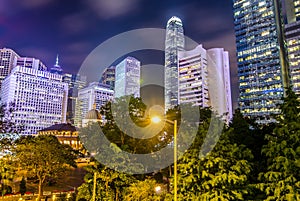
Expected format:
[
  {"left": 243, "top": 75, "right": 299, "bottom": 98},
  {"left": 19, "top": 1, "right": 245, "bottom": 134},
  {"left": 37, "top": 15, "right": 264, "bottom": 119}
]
[
  {"left": 50, "top": 55, "right": 63, "bottom": 75},
  {"left": 100, "top": 66, "right": 115, "bottom": 90},
  {"left": 178, "top": 45, "right": 233, "bottom": 123},
  {"left": 1, "top": 66, "right": 68, "bottom": 135},
  {"left": 114, "top": 57, "right": 140, "bottom": 98},
  {"left": 207, "top": 48, "right": 233, "bottom": 122},
  {"left": 16, "top": 57, "right": 47, "bottom": 71},
  {"left": 178, "top": 45, "right": 209, "bottom": 108},
  {"left": 74, "top": 82, "right": 114, "bottom": 127},
  {"left": 285, "top": 0, "right": 300, "bottom": 97},
  {"left": 0, "top": 48, "right": 20, "bottom": 90},
  {"left": 233, "top": 0, "right": 290, "bottom": 124},
  {"left": 62, "top": 73, "right": 87, "bottom": 124},
  {"left": 165, "top": 16, "right": 185, "bottom": 111}
]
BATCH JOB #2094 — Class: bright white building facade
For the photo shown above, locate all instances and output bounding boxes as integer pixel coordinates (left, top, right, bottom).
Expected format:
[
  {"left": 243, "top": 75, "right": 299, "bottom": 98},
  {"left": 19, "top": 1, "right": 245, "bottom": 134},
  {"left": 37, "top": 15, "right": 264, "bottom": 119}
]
[
  {"left": 74, "top": 82, "right": 114, "bottom": 127},
  {"left": 16, "top": 57, "right": 47, "bottom": 71},
  {"left": 178, "top": 45, "right": 209, "bottom": 107},
  {"left": 178, "top": 45, "right": 232, "bottom": 122},
  {"left": 0, "top": 48, "right": 20, "bottom": 90},
  {"left": 1, "top": 66, "right": 68, "bottom": 135},
  {"left": 114, "top": 57, "right": 141, "bottom": 98},
  {"left": 207, "top": 48, "right": 233, "bottom": 122}
]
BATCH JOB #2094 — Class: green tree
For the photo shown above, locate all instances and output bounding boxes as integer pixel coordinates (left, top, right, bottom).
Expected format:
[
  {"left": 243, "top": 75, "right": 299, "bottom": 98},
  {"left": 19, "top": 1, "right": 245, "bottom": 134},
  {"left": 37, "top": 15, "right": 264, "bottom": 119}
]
[
  {"left": 76, "top": 161, "right": 136, "bottom": 201},
  {"left": 0, "top": 103, "right": 23, "bottom": 197},
  {"left": 99, "top": 96, "right": 170, "bottom": 154},
  {"left": 172, "top": 109, "right": 253, "bottom": 200},
  {"left": 0, "top": 156, "right": 14, "bottom": 197},
  {"left": 14, "top": 135, "right": 77, "bottom": 201},
  {"left": 228, "top": 109, "right": 271, "bottom": 199},
  {"left": 258, "top": 88, "right": 300, "bottom": 200},
  {"left": 124, "top": 178, "right": 166, "bottom": 201}
]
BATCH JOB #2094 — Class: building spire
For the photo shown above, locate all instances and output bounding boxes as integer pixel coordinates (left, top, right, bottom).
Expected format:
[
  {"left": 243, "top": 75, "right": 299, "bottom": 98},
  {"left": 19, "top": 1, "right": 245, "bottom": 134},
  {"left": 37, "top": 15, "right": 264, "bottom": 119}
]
[
  {"left": 50, "top": 53, "right": 63, "bottom": 74},
  {"left": 55, "top": 54, "right": 59, "bottom": 66}
]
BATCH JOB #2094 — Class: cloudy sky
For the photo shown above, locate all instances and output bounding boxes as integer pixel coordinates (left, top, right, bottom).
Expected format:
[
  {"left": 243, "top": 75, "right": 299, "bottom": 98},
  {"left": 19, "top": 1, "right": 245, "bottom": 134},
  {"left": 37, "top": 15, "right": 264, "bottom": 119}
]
[{"left": 0, "top": 0, "right": 238, "bottom": 107}]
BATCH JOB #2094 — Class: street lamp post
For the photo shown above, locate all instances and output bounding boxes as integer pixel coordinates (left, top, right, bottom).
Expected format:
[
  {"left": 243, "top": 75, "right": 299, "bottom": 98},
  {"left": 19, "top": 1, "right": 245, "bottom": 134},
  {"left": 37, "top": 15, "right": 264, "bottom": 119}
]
[
  {"left": 92, "top": 172, "right": 97, "bottom": 201},
  {"left": 173, "top": 119, "right": 177, "bottom": 201},
  {"left": 151, "top": 117, "right": 177, "bottom": 201}
]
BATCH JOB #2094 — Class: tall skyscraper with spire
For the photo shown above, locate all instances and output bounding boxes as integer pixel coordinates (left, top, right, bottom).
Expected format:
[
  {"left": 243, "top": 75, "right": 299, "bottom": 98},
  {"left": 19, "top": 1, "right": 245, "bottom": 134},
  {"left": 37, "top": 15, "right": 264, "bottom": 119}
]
[
  {"left": 50, "top": 54, "right": 63, "bottom": 75},
  {"left": 233, "top": 0, "right": 290, "bottom": 124},
  {"left": 164, "top": 16, "right": 185, "bottom": 111}
]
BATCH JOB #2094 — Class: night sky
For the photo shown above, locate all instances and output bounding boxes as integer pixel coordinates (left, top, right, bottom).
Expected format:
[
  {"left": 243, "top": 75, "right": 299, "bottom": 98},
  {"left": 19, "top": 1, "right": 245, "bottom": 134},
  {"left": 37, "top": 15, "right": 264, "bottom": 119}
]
[{"left": 0, "top": 0, "right": 238, "bottom": 108}]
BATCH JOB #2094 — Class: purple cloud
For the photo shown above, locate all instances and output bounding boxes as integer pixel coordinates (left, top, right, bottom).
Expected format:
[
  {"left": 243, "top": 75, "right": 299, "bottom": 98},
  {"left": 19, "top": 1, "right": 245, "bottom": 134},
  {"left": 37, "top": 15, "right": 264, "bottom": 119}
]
[{"left": 82, "top": 0, "right": 140, "bottom": 19}]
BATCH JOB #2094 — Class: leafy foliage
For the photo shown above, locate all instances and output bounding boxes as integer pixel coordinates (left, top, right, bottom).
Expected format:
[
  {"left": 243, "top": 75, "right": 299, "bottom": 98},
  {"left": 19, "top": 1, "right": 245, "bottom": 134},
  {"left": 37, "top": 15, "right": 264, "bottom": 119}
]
[
  {"left": 77, "top": 161, "right": 136, "bottom": 201},
  {"left": 0, "top": 103, "right": 23, "bottom": 197},
  {"left": 14, "top": 135, "right": 77, "bottom": 200},
  {"left": 258, "top": 88, "right": 300, "bottom": 200},
  {"left": 124, "top": 178, "right": 166, "bottom": 201},
  {"left": 173, "top": 112, "right": 254, "bottom": 200}
]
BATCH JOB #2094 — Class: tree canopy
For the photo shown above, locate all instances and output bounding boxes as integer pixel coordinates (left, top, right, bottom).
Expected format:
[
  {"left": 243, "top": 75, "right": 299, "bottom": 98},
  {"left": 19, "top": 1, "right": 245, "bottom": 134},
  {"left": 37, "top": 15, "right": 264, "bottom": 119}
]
[{"left": 14, "top": 135, "right": 77, "bottom": 201}]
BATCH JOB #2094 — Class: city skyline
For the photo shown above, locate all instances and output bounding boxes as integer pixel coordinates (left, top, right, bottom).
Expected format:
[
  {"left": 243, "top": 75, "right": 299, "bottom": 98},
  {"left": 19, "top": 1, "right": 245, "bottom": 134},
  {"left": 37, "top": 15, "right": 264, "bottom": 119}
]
[{"left": 0, "top": 0, "right": 238, "bottom": 107}]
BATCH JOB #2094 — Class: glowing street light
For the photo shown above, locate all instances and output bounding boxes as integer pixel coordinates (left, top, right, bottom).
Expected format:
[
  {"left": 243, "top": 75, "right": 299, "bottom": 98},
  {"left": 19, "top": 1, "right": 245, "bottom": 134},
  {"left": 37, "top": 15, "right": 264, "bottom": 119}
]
[
  {"left": 151, "top": 116, "right": 178, "bottom": 201},
  {"left": 151, "top": 116, "right": 162, "bottom": 124},
  {"left": 155, "top": 185, "right": 162, "bottom": 193}
]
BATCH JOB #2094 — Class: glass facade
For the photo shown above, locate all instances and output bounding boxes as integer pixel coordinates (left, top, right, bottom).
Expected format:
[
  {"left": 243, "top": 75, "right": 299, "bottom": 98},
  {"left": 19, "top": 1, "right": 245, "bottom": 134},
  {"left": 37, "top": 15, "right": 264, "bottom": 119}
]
[
  {"left": 114, "top": 57, "right": 140, "bottom": 98},
  {"left": 233, "top": 0, "right": 289, "bottom": 124},
  {"left": 62, "top": 73, "right": 87, "bottom": 124},
  {"left": 100, "top": 66, "right": 115, "bottom": 90},
  {"left": 165, "top": 16, "right": 185, "bottom": 111},
  {"left": 285, "top": 1, "right": 300, "bottom": 98}
]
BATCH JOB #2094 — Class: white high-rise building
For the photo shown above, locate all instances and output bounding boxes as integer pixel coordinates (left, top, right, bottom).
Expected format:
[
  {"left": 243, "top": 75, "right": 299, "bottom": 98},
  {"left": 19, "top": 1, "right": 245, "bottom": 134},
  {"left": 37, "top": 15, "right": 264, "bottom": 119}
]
[
  {"left": 207, "top": 48, "right": 233, "bottom": 122},
  {"left": 74, "top": 82, "right": 114, "bottom": 127},
  {"left": 178, "top": 45, "right": 232, "bottom": 122},
  {"left": 0, "top": 48, "right": 20, "bottom": 90},
  {"left": 178, "top": 45, "right": 209, "bottom": 107},
  {"left": 114, "top": 57, "right": 140, "bottom": 98},
  {"left": 1, "top": 66, "right": 68, "bottom": 135},
  {"left": 16, "top": 57, "right": 47, "bottom": 71}
]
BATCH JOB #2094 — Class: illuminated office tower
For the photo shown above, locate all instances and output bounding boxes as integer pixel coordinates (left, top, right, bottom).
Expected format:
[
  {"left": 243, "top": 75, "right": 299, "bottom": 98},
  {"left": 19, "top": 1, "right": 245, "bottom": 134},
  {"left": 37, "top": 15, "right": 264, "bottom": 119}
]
[
  {"left": 16, "top": 57, "right": 47, "bottom": 71},
  {"left": 178, "top": 45, "right": 209, "bottom": 108},
  {"left": 50, "top": 55, "right": 63, "bottom": 75},
  {"left": 0, "top": 48, "right": 20, "bottom": 90},
  {"left": 165, "top": 16, "right": 185, "bottom": 111},
  {"left": 100, "top": 66, "right": 115, "bottom": 90},
  {"left": 114, "top": 57, "right": 140, "bottom": 98},
  {"left": 233, "top": 0, "right": 289, "bottom": 124},
  {"left": 62, "top": 73, "right": 87, "bottom": 124},
  {"left": 1, "top": 66, "right": 68, "bottom": 135},
  {"left": 178, "top": 45, "right": 233, "bottom": 123},
  {"left": 74, "top": 82, "right": 114, "bottom": 127},
  {"left": 285, "top": 0, "right": 300, "bottom": 97}
]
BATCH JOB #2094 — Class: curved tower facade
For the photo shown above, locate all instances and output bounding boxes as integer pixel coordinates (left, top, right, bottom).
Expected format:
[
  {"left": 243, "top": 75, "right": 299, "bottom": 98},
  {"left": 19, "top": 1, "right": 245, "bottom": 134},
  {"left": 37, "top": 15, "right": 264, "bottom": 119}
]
[{"left": 165, "top": 16, "right": 185, "bottom": 111}]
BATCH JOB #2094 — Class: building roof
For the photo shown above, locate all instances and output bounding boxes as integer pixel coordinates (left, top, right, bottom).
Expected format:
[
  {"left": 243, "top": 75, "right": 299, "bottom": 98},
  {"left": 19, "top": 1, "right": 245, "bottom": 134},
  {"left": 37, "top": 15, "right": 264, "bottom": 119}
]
[{"left": 39, "top": 123, "right": 77, "bottom": 132}]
